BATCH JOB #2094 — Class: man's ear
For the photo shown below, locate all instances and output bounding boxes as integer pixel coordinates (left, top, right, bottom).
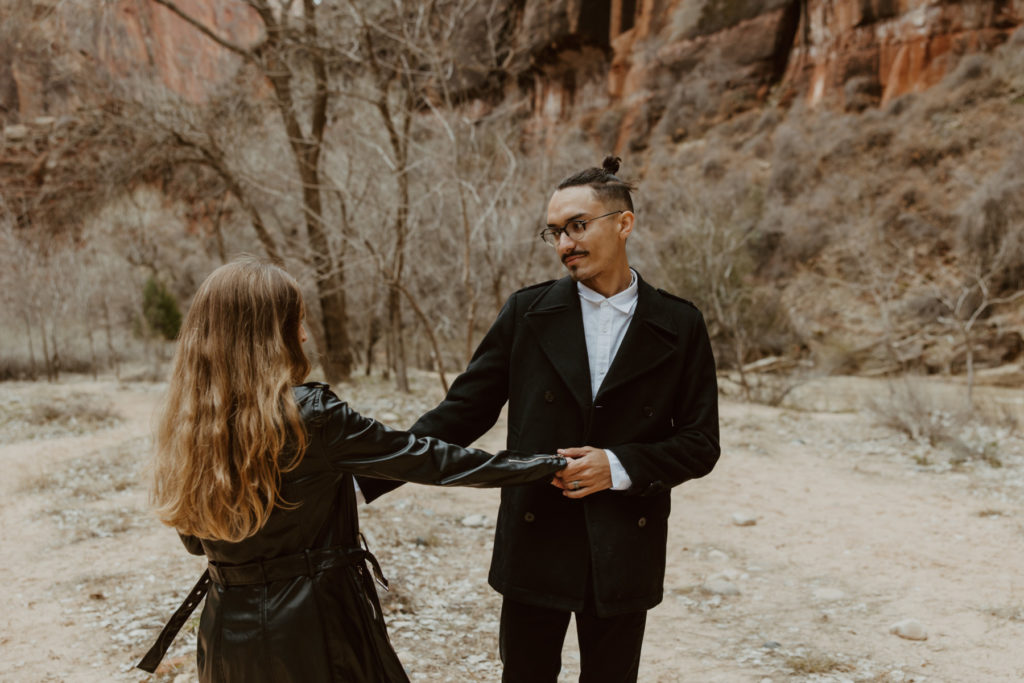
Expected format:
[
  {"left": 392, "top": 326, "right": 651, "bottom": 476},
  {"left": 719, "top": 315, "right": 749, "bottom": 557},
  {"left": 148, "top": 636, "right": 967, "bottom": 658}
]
[{"left": 618, "top": 211, "right": 635, "bottom": 241}]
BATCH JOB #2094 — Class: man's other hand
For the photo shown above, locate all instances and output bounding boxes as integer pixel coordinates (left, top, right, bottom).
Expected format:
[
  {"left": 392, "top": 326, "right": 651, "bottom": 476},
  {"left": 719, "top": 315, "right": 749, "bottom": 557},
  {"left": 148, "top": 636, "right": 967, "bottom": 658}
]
[{"left": 550, "top": 447, "right": 612, "bottom": 499}]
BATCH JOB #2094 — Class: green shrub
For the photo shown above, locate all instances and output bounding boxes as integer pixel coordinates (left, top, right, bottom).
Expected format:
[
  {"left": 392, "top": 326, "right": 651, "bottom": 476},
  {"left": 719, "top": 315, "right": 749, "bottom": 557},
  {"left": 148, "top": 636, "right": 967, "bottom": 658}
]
[{"left": 142, "top": 277, "right": 182, "bottom": 340}]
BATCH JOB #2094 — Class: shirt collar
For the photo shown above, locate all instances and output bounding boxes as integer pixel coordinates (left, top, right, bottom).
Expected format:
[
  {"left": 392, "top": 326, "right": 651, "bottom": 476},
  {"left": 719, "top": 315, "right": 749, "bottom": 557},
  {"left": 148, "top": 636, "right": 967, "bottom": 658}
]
[{"left": 577, "top": 269, "right": 638, "bottom": 314}]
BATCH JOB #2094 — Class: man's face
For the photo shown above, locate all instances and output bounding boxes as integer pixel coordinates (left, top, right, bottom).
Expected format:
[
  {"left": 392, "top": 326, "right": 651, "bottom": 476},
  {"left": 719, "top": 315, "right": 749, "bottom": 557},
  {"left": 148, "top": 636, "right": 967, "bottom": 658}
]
[{"left": 545, "top": 186, "right": 631, "bottom": 284}]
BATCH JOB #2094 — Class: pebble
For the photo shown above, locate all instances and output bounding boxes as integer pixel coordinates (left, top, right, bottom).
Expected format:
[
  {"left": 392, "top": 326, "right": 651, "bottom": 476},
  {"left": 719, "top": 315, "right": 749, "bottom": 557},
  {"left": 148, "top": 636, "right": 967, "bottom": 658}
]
[
  {"left": 460, "top": 514, "right": 488, "bottom": 528},
  {"left": 889, "top": 618, "right": 928, "bottom": 640},
  {"left": 813, "top": 587, "right": 846, "bottom": 601},
  {"left": 707, "top": 549, "right": 729, "bottom": 562},
  {"left": 3, "top": 124, "right": 29, "bottom": 141},
  {"left": 731, "top": 512, "right": 757, "bottom": 526},
  {"left": 702, "top": 578, "right": 740, "bottom": 596}
]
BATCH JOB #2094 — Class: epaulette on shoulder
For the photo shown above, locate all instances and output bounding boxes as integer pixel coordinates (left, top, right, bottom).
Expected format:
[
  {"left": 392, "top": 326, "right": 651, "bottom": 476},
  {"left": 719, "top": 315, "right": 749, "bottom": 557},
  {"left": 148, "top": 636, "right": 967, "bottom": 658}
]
[
  {"left": 657, "top": 288, "right": 698, "bottom": 309},
  {"left": 515, "top": 279, "right": 557, "bottom": 294}
]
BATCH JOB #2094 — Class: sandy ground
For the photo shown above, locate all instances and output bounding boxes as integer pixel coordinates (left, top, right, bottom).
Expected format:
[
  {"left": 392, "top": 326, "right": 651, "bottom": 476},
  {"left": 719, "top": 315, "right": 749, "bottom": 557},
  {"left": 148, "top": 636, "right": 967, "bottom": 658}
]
[{"left": 1, "top": 372, "right": 1023, "bottom": 682}]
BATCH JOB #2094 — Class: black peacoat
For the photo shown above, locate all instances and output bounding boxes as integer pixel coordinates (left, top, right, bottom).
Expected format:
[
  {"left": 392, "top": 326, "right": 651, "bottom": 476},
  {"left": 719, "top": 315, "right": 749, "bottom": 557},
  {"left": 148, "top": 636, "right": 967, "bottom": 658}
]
[
  {"left": 147, "top": 382, "right": 566, "bottom": 683},
  {"left": 363, "top": 273, "right": 720, "bottom": 617}
]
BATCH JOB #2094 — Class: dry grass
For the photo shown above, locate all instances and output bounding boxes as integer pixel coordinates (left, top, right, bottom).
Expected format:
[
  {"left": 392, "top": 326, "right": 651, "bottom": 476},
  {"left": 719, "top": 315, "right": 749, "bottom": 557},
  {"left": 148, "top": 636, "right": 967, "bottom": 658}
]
[
  {"left": 783, "top": 650, "right": 854, "bottom": 675},
  {"left": 0, "top": 391, "right": 122, "bottom": 444}
]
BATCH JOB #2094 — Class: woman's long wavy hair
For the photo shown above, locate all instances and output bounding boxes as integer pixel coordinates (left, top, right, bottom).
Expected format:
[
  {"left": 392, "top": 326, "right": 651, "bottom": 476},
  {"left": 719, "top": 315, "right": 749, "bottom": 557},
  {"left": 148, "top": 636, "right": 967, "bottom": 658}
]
[{"left": 152, "top": 258, "right": 312, "bottom": 542}]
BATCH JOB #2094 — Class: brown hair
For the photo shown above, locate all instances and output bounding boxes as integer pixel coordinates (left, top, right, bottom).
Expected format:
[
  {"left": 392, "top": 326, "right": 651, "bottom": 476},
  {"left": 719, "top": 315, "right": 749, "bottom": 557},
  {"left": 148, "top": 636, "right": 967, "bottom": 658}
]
[{"left": 152, "top": 257, "right": 311, "bottom": 542}]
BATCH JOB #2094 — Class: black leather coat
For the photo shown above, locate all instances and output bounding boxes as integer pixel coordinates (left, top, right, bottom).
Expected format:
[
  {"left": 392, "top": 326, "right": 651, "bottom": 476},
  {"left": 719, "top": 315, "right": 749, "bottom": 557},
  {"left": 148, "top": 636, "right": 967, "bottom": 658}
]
[{"left": 174, "top": 382, "right": 565, "bottom": 683}]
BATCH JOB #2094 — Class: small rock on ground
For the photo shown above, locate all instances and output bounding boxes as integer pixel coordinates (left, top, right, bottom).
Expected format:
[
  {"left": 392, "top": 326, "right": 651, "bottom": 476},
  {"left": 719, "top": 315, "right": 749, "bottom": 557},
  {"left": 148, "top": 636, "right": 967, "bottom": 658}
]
[{"left": 889, "top": 618, "right": 927, "bottom": 640}]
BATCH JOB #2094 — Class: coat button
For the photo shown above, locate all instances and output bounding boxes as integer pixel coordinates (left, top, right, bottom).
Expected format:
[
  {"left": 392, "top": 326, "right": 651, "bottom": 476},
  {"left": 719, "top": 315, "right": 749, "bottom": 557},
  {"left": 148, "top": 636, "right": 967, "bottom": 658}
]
[
  {"left": 544, "top": 390, "right": 555, "bottom": 403},
  {"left": 637, "top": 517, "right": 647, "bottom": 528},
  {"left": 643, "top": 406, "right": 654, "bottom": 417},
  {"left": 524, "top": 512, "right": 535, "bottom": 522}
]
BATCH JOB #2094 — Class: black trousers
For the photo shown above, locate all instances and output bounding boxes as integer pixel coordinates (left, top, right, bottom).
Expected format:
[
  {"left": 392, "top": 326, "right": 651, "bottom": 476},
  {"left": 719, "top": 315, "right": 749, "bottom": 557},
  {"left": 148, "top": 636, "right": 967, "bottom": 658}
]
[{"left": 498, "top": 596, "right": 647, "bottom": 683}]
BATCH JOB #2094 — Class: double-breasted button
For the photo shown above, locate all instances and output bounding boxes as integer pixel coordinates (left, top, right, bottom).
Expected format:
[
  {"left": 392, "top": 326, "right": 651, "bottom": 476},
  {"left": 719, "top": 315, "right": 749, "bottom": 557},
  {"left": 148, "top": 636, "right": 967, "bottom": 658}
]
[
  {"left": 642, "top": 406, "right": 654, "bottom": 417},
  {"left": 544, "top": 390, "right": 555, "bottom": 403},
  {"left": 524, "top": 512, "right": 535, "bottom": 522},
  {"left": 637, "top": 517, "right": 647, "bottom": 528}
]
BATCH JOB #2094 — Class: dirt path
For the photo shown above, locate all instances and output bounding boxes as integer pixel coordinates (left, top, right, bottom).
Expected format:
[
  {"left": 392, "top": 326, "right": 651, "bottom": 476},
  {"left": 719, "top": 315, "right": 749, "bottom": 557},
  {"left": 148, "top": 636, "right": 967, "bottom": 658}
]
[{"left": 1, "top": 375, "right": 1022, "bottom": 682}]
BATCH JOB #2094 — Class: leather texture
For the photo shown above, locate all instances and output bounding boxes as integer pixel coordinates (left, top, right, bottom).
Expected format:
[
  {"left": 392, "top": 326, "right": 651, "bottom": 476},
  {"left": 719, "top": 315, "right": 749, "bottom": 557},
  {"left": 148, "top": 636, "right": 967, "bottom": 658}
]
[{"left": 168, "top": 383, "right": 565, "bottom": 682}]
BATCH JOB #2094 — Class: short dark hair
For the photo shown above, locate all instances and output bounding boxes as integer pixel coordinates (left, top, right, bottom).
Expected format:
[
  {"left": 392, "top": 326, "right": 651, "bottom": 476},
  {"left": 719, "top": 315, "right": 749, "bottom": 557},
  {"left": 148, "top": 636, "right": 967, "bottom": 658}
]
[{"left": 557, "top": 156, "right": 635, "bottom": 212}]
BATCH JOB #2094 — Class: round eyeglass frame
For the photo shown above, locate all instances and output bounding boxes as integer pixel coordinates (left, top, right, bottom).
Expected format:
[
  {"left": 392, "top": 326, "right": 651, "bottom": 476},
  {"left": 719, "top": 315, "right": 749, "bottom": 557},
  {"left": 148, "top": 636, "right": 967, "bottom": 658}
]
[{"left": 538, "top": 210, "right": 624, "bottom": 246}]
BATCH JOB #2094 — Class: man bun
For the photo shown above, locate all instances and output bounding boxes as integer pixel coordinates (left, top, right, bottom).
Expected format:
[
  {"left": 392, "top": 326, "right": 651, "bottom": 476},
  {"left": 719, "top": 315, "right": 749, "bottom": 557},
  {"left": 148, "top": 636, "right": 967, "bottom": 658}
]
[
  {"left": 602, "top": 156, "right": 621, "bottom": 176},
  {"left": 557, "top": 155, "right": 635, "bottom": 211}
]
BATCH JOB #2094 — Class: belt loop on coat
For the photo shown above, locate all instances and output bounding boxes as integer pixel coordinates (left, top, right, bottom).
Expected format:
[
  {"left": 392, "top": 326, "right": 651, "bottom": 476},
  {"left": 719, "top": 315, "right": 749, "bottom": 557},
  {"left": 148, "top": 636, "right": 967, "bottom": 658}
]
[{"left": 304, "top": 549, "right": 316, "bottom": 577}]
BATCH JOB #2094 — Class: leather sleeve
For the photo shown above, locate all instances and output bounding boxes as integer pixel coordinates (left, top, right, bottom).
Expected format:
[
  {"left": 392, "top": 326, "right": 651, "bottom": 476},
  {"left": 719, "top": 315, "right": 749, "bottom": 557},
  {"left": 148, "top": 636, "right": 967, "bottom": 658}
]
[
  {"left": 357, "top": 294, "right": 516, "bottom": 501},
  {"left": 319, "top": 387, "right": 563, "bottom": 487},
  {"left": 614, "top": 310, "right": 721, "bottom": 496}
]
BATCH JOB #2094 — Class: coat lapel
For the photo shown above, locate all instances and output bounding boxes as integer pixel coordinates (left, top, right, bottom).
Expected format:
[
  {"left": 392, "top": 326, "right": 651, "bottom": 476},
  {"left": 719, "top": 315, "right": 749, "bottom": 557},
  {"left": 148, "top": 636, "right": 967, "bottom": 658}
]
[
  {"left": 525, "top": 277, "right": 593, "bottom": 414},
  {"left": 595, "top": 277, "right": 677, "bottom": 401}
]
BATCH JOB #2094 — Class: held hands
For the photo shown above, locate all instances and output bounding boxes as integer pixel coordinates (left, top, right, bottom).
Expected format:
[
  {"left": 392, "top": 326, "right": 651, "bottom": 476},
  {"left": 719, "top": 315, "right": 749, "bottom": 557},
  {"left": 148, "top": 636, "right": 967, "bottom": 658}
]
[{"left": 551, "top": 447, "right": 612, "bottom": 499}]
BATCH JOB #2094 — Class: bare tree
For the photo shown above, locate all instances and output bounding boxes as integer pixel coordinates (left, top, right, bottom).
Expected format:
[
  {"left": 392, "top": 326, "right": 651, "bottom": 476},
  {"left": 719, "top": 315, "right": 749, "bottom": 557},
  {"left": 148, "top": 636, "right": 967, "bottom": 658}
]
[{"left": 152, "top": 0, "right": 355, "bottom": 381}]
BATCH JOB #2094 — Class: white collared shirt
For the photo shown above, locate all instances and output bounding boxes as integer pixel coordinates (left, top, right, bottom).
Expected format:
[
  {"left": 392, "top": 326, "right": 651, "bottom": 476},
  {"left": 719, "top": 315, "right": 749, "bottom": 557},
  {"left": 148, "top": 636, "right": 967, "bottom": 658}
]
[{"left": 577, "top": 270, "right": 638, "bottom": 491}]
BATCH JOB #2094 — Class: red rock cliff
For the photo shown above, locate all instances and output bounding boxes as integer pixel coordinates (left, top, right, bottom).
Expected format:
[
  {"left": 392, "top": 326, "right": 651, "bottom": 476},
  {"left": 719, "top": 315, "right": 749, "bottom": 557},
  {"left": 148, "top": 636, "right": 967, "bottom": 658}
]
[
  {"left": 785, "top": 0, "right": 1024, "bottom": 107},
  {"left": 498, "top": 0, "right": 1023, "bottom": 149},
  {"left": 1, "top": 0, "right": 260, "bottom": 122}
]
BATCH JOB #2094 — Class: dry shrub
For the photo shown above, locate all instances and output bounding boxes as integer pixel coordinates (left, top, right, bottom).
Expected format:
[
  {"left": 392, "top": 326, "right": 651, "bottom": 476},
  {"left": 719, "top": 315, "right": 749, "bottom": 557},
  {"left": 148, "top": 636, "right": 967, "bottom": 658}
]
[
  {"left": 27, "top": 393, "right": 121, "bottom": 430},
  {"left": 956, "top": 146, "right": 1024, "bottom": 292},
  {"left": 784, "top": 651, "right": 853, "bottom": 675},
  {"left": 986, "top": 605, "right": 1024, "bottom": 622},
  {"left": 867, "top": 380, "right": 1014, "bottom": 467},
  {"left": 946, "top": 53, "right": 992, "bottom": 88}
]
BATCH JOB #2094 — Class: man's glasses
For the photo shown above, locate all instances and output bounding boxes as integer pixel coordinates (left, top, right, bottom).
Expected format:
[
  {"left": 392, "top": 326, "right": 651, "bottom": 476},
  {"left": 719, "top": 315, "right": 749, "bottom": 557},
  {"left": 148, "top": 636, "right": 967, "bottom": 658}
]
[{"left": 538, "top": 211, "right": 624, "bottom": 246}]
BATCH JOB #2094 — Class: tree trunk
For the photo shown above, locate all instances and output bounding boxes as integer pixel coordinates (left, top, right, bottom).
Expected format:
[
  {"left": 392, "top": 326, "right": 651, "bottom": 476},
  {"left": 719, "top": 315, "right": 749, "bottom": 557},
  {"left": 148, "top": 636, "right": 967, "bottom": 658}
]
[
  {"left": 388, "top": 285, "right": 409, "bottom": 392},
  {"left": 102, "top": 300, "right": 120, "bottom": 380},
  {"left": 22, "top": 312, "right": 37, "bottom": 381},
  {"left": 963, "top": 329, "right": 975, "bottom": 410},
  {"left": 298, "top": 155, "right": 352, "bottom": 383},
  {"left": 39, "top": 319, "right": 53, "bottom": 382},
  {"left": 396, "top": 282, "right": 449, "bottom": 393},
  {"left": 365, "top": 317, "right": 381, "bottom": 376},
  {"left": 87, "top": 326, "right": 98, "bottom": 380}
]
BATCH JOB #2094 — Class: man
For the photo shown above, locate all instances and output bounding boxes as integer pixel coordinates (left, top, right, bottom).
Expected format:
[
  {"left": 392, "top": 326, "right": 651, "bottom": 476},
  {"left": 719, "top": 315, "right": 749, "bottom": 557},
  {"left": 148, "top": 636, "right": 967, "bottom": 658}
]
[{"left": 363, "top": 156, "right": 720, "bottom": 681}]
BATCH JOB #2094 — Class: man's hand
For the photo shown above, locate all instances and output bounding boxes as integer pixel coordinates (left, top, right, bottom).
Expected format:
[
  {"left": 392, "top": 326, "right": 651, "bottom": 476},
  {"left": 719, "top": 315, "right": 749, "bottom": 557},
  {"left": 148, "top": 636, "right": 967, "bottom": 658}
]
[{"left": 551, "top": 446, "right": 612, "bottom": 499}]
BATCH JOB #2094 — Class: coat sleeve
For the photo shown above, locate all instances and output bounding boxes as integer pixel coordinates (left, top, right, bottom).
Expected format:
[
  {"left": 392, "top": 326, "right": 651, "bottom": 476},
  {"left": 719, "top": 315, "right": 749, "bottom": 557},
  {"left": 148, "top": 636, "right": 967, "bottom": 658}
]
[
  {"left": 613, "top": 311, "right": 720, "bottom": 496},
  {"left": 356, "top": 294, "right": 516, "bottom": 501},
  {"left": 319, "top": 388, "right": 563, "bottom": 487}
]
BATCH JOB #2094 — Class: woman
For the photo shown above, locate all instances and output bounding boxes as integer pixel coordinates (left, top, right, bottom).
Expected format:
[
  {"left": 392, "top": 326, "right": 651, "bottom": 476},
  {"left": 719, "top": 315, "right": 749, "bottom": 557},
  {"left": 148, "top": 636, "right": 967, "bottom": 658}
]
[{"left": 139, "top": 258, "right": 566, "bottom": 682}]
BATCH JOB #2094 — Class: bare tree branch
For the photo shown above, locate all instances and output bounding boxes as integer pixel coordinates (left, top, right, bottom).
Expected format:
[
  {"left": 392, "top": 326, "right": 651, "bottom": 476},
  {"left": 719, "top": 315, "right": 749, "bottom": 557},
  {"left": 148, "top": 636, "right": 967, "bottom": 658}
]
[{"left": 151, "top": 0, "right": 258, "bottom": 59}]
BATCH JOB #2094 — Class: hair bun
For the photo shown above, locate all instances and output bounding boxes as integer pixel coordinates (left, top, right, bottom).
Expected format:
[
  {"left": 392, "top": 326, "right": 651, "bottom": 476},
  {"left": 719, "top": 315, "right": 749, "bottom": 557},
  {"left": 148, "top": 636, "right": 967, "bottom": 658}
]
[{"left": 601, "top": 156, "right": 621, "bottom": 176}]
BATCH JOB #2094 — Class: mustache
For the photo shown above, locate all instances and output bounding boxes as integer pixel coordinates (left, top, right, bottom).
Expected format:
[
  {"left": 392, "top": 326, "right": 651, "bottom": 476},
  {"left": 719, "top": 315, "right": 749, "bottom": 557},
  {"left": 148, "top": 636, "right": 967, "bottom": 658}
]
[{"left": 561, "top": 250, "right": 588, "bottom": 264}]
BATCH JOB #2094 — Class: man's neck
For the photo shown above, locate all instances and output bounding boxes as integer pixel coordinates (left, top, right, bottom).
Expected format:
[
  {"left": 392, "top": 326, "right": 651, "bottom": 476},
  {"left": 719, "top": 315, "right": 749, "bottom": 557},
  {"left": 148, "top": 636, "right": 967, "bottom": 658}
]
[{"left": 580, "top": 266, "right": 633, "bottom": 298}]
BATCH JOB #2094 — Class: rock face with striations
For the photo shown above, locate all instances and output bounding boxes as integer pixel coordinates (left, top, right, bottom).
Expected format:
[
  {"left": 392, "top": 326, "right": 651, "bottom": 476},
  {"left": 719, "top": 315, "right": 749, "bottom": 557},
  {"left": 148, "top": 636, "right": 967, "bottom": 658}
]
[
  {"left": 785, "top": 0, "right": 1024, "bottom": 108},
  {"left": 3, "top": 0, "right": 1022, "bottom": 146},
  {"left": 1, "top": 0, "right": 260, "bottom": 123},
  {"left": 493, "top": 0, "right": 1023, "bottom": 149}
]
